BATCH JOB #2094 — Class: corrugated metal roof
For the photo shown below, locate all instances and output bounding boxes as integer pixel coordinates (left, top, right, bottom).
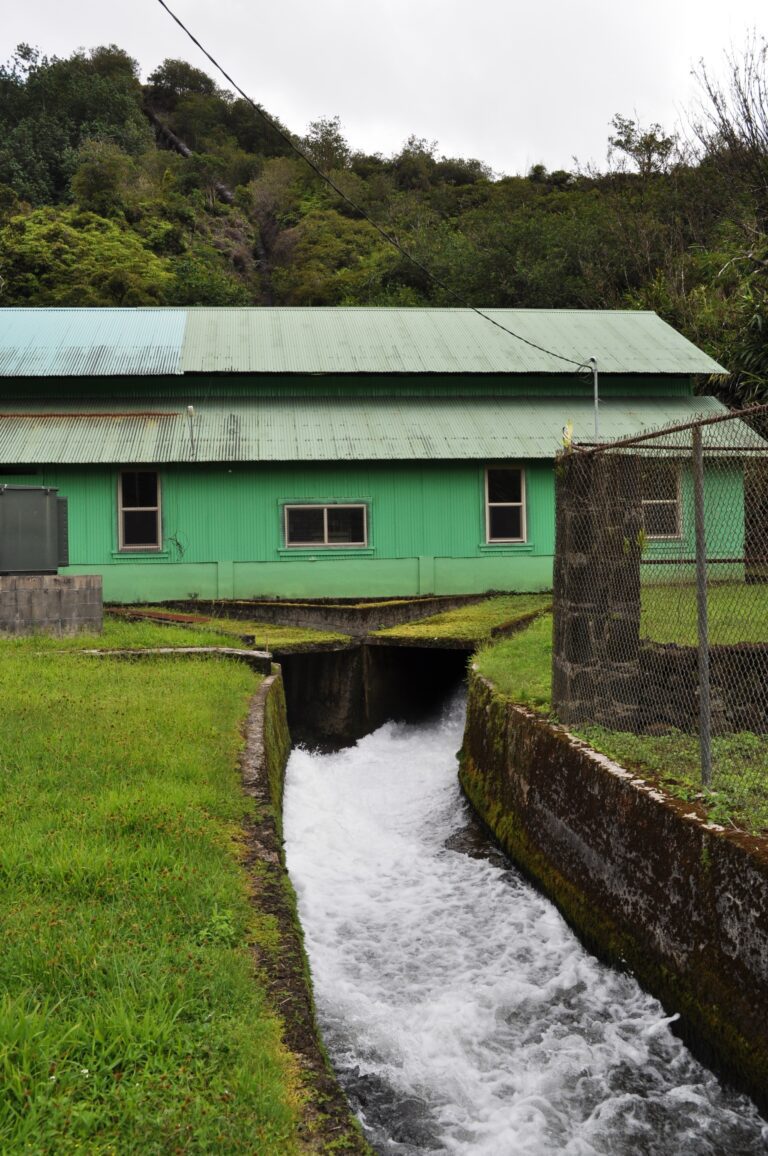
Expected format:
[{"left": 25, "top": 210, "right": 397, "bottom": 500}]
[
  {"left": 0, "top": 309, "right": 186, "bottom": 377},
  {"left": 0, "top": 396, "right": 750, "bottom": 464},
  {"left": 0, "top": 307, "right": 726, "bottom": 377},
  {"left": 180, "top": 308, "right": 726, "bottom": 376}
]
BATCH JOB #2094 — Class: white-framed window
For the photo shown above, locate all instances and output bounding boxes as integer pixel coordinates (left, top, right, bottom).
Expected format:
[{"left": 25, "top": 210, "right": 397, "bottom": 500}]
[
  {"left": 485, "top": 467, "right": 526, "bottom": 543},
  {"left": 284, "top": 504, "right": 367, "bottom": 547},
  {"left": 119, "top": 470, "right": 162, "bottom": 551},
  {"left": 641, "top": 460, "right": 681, "bottom": 539}
]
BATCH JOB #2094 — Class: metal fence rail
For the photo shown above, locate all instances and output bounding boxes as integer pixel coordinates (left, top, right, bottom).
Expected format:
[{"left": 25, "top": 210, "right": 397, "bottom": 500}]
[{"left": 553, "top": 404, "right": 768, "bottom": 828}]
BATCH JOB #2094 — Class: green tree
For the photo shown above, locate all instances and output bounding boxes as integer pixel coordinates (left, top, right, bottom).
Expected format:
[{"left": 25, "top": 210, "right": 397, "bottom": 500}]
[
  {"left": 0, "top": 206, "right": 172, "bottom": 304},
  {"left": 271, "top": 209, "right": 397, "bottom": 304},
  {"left": 145, "top": 59, "right": 222, "bottom": 110},
  {"left": 0, "top": 44, "right": 151, "bottom": 205},
  {"left": 301, "top": 116, "right": 351, "bottom": 171},
  {"left": 608, "top": 114, "right": 677, "bottom": 178},
  {"left": 70, "top": 140, "right": 135, "bottom": 216}
]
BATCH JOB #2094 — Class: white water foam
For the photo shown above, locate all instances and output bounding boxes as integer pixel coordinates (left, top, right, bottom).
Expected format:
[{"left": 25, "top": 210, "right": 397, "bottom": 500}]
[{"left": 284, "top": 695, "right": 768, "bottom": 1155}]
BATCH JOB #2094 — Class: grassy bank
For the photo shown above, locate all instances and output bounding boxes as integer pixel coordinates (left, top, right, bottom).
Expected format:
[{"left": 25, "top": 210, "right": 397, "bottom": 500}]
[
  {"left": 474, "top": 613, "right": 768, "bottom": 834},
  {"left": 0, "top": 645, "right": 309, "bottom": 1153},
  {"left": 473, "top": 614, "right": 553, "bottom": 707}
]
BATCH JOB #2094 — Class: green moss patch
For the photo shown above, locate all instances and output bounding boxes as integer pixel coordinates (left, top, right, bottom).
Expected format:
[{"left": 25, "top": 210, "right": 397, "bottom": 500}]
[
  {"left": 109, "top": 608, "right": 350, "bottom": 650},
  {"left": 373, "top": 594, "right": 551, "bottom": 644}
]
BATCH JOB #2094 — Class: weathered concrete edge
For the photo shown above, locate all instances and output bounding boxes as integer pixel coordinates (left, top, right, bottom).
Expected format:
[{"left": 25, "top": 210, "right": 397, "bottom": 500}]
[
  {"left": 82, "top": 646, "right": 273, "bottom": 674},
  {"left": 158, "top": 593, "right": 489, "bottom": 636},
  {"left": 240, "top": 671, "right": 371, "bottom": 1155},
  {"left": 459, "top": 665, "right": 768, "bottom": 1113}
]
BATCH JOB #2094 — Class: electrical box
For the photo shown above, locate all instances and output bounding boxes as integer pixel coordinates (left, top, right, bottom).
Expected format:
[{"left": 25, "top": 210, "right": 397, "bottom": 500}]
[{"left": 0, "top": 485, "right": 70, "bottom": 574}]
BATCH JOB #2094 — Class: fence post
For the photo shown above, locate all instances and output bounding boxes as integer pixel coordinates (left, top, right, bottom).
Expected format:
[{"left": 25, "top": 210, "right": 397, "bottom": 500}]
[{"left": 692, "top": 424, "right": 712, "bottom": 787}]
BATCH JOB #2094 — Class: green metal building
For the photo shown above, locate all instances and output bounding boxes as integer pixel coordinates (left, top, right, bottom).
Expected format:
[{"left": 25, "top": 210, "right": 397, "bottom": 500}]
[{"left": 0, "top": 307, "right": 729, "bottom": 602}]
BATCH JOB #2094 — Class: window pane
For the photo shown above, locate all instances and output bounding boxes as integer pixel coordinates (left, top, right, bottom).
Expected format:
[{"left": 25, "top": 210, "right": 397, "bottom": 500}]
[
  {"left": 644, "top": 502, "right": 678, "bottom": 537},
  {"left": 489, "top": 506, "right": 522, "bottom": 540},
  {"left": 488, "top": 469, "right": 522, "bottom": 503},
  {"left": 327, "top": 507, "right": 365, "bottom": 544},
  {"left": 287, "top": 507, "right": 324, "bottom": 544},
  {"left": 642, "top": 462, "right": 677, "bottom": 502},
  {"left": 122, "top": 472, "right": 158, "bottom": 508},
  {"left": 123, "top": 510, "right": 160, "bottom": 547}
]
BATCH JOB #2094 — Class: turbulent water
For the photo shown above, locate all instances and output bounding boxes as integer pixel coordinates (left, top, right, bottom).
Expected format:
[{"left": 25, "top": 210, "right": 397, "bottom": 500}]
[{"left": 283, "top": 694, "right": 768, "bottom": 1156}]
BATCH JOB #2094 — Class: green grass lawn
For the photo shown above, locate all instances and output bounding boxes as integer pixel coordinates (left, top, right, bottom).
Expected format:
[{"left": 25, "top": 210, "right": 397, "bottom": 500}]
[
  {"left": 474, "top": 612, "right": 768, "bottom": 834},
  {"left": 0, "top": 647, "right": 308, "bottom": 1153},
  {"left": 0, "top": 616, "right": 240, "bottom": 651},
  {"left": 641, "top": 582, "right": 768, "bottom": 645},
  {"left": 373, "top": 594, "right": 551, "bottom": 643}
]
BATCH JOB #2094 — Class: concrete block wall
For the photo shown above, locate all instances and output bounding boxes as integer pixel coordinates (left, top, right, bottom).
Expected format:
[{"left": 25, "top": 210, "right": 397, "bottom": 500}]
[{"left": 0, "top": 575, "right": 103, "bottom": 635}]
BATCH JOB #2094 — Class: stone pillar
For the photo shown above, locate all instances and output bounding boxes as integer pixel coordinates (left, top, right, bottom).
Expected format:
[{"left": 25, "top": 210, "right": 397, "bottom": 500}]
[{"left": 552, "top": 452, "right": 642, "bottom": 727}]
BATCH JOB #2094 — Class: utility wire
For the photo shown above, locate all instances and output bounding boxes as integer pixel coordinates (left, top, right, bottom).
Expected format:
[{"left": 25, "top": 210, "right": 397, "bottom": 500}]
[{"left": 154, "top": 0, "right": 590, "bottom": 371}]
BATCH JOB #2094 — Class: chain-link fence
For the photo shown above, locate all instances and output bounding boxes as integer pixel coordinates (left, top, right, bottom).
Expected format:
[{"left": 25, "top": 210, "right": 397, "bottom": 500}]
[{"left": 553, "top": 404, "right": 768, "bottom": 830}]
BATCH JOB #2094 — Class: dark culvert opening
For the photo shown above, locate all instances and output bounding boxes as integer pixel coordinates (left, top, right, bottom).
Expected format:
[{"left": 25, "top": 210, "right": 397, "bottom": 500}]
[{"left": 278, "top": 643, "right": 470, "bottom": 750}]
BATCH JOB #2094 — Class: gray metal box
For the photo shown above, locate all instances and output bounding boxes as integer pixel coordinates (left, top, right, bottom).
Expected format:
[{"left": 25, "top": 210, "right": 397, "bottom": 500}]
[{"left": 0, "top": 486, "right": 69, "bottom": 574}]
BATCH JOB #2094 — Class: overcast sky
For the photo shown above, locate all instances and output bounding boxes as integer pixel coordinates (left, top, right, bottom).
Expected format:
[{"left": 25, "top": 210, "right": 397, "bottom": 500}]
[{"left": 3, "top": 0, "right": 767, "bottom": 175}]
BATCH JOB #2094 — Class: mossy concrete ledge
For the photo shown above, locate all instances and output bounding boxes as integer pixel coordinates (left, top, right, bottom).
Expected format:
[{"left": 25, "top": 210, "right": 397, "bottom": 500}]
[
  {"left": 459, "top": 666, "right": 768, "bottom": 1112},
  {"left": 240, "top": 669, "right": 370, "bottom": 1154}
]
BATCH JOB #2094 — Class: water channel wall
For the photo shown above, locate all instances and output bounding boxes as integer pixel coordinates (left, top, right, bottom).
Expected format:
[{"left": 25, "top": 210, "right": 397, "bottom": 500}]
[
  {"left": 459, "top": 667, "right": 768, "bottom": 1110},
  {"left": 241, "top": 669, "right": 370, "bottom": 1154},
  {"left": 161, "top": 594, "right": 486, "bottom": 637}
]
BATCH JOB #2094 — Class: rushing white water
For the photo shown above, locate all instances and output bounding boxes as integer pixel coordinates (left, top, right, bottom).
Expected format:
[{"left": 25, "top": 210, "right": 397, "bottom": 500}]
[{"left": 284, "top": 694, "right": 768, "bottom": 1156}]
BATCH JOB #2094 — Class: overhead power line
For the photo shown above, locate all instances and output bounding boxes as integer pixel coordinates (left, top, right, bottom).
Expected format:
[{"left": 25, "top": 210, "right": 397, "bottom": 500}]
[{"left": 154, "top": 0, "right": 590, "bottom": 371}]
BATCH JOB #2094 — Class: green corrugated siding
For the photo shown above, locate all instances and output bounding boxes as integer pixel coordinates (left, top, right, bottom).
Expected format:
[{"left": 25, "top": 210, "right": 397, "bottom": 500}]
[
  {"left": 643, "top": 463, "right": 745, "bottom": 583},
  {"left": 2, "top": 458, "right": 742, "bottom": 601},
  {"left": 17, "top": 462, "right": 551, "bottom": 565}
]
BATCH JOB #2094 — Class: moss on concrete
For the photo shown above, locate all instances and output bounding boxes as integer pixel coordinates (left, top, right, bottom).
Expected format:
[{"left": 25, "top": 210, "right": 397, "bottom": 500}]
[
  {"left": 459, "top": 668, "right": 768, "bottom": 1114},
  {"left": 244, "top": 674, "right": 371, "bottom": 1155},
  {"left": 372, "top": 594, "right": 551, "bottom": 645},
  {"left": 109, "top": 607, "right": 350, "bottom": 649}
]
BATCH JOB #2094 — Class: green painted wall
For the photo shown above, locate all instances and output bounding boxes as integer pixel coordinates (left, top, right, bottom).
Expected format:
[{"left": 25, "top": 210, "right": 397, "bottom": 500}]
[
  {"left": 0, "top": 461, "right": 556, "bottom": 601},
  {"left": 643, "top": 463, "right": 745, "bottom": 583},
  {"left": 0, "top": 456, "right": 743, "bottom": 601}
]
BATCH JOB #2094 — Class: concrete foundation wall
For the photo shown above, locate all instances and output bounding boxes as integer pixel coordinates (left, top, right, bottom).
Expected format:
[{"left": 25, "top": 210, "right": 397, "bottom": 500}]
[
  {"left": 459, "top": 667, "right": 768, "bottom": 1109},
  {"left": 64, "top": 555, "right": 554, "bottom": 603},
  {"left": 0, "top": 574, "right": 102, "bottom": 635}
]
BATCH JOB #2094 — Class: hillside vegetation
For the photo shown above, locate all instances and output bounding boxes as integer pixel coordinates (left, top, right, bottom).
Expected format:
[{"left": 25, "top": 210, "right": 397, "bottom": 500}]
[{"left": 1, "top": 40, "right": 768, "bottom": 403}]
